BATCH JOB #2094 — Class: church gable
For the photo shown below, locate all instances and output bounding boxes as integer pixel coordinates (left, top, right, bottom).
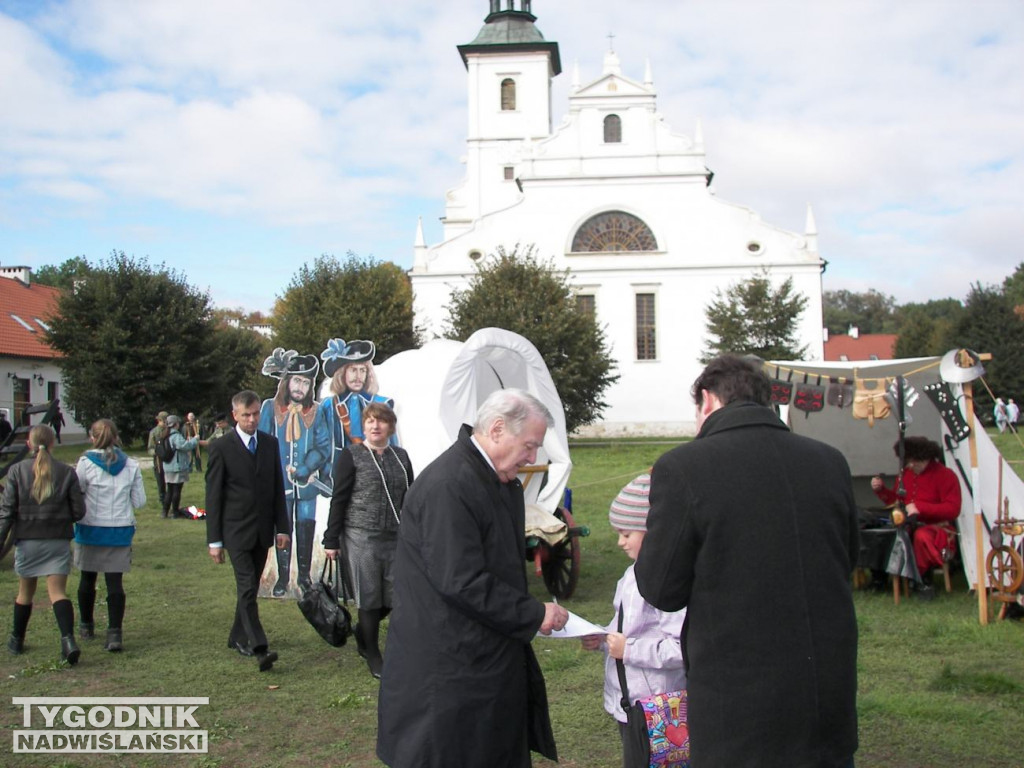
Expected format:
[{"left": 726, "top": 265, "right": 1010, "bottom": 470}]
[{"left": 571, "top": 72, "right": 652, "bottom": 101}]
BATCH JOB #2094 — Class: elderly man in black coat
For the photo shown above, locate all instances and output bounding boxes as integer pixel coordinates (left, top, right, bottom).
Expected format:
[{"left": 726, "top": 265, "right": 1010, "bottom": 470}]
[
  {"left": 377, "top": 388, "right": 568, "bottom": 768},
  {"left": 635, "top": 355, "right": 859, "bottom": 768}
]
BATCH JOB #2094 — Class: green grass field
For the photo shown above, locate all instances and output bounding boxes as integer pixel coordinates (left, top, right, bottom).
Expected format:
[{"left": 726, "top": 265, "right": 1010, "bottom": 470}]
[{"left": 1, "top": 438, "right": 1022, "bottom": 767}]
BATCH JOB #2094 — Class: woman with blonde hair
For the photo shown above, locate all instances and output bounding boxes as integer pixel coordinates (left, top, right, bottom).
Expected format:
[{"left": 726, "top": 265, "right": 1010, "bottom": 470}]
[
  {"left": 0, "top": 425, "right": 86, "bottom": 663},
  {"left": 75, "top": 419, "right": 146, "bottom": 651}
]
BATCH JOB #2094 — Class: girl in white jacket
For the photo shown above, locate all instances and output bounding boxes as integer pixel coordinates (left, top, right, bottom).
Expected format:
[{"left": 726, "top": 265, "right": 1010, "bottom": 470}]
[
  {"left": 74, "top": 419, "right": 146, "bottom": 651},
  {"left": 582, "top": 473, "right": 687, "bottom": 762}
]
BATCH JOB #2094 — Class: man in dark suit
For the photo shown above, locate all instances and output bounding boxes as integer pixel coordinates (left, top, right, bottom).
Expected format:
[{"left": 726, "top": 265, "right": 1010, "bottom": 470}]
[
  {"left": 206, "top": 390, "right": 289, "bottom": 672},
  {"left": 635, "top": 356, "right": 859, "bottom": 768}
]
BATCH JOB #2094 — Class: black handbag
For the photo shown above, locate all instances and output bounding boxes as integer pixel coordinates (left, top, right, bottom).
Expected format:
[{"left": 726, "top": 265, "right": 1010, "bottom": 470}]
[
  {"left": 615, "top": 608, "right": 690, "bottom": 768},
  {"left": 297, "top": 559, "right": 353, "bottom": 648}
]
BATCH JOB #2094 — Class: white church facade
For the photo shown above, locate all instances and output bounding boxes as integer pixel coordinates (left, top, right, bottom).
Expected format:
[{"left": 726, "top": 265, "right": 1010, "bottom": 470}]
[{"left": 410, "top": 1, "right": 825, "bottom": 436}]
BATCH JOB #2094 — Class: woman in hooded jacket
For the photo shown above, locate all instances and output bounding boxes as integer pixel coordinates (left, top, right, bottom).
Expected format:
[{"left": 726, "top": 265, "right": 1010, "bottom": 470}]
[
  {"left": 161, "top": 414, "right": 200, "bottom": 519},
  {"left": 74, "top": 419, "right": 146, "bottom": 651}
]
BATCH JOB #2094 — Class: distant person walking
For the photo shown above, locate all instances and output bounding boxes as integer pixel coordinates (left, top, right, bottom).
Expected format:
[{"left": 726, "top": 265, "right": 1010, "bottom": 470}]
[
  {"left": 52, "top": 407, "right": 65, "bottom": 444},
  {"left": 148, "top": 411, "right": 169, "bottom": 508},
  {"left": 1007, "top": 399, "right": 1019, "bottom": 429},
  {"left": 74, "top": 419, "right": 146, "bottom": 652},
  {"left": 161, "top": 415, "right": 201, "bottom": 519},
  {"left": 994, "top": 398, "right": 1009, "bottom": 433},
  {"left": 0, "top": 410, "right": 12, "bottom": 444},
  {"left": 0, "top": 425, "right": 86, "bottom": 664}
]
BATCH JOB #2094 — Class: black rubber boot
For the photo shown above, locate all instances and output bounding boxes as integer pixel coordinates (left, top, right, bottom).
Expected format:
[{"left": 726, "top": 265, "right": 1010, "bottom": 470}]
[
  {"left": 53, "top": 600, "right": 80, "bottom": 665},
  {"left": 358, "top": 609, "right": 383, "bottom": 680},
  {"left": 78, "top": 580, "right": 96, "bottom": 637},
  {"left": 9, "top": 601, "right": 31, "bottom": 654},
  {"left": 273, "top": 546, "right": 291, "bottom": 597},
  {"left": 105, "top": 593, "right": 126, "bottom": 651},
  {"left": 295, "top": 519, "right": 317, "bottom": 592}
]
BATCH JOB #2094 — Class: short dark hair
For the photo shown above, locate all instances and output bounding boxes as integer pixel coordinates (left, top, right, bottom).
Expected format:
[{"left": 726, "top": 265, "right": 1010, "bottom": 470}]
[
  {"left": 897, "top": 436, "right": 943, "bottom": 463},
  {"left": 691, "top": 355, "right": 771, "bottom": 408},
  {"left": 232, "top": 390, "right": 261, "bottom": 411}
]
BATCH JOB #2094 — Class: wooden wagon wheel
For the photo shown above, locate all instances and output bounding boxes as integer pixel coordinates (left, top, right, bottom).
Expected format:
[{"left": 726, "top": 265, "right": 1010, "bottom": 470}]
[
  {"left": 986, "top": 545, "right": 1024, "bottom": 594},
  {"left": 542, "top": 507, "right": 581, "bottom": 600}
]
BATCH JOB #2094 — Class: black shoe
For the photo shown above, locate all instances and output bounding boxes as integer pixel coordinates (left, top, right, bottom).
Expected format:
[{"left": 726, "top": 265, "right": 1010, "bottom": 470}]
[
  {"left": 61, "top": 635, "right": 81, "bottom": 665},
  {"left": 104, "top": 629, "right": 123, "bottom": 652},
  {"left": 366, "top": 651, "right": 383, "bottom": 680},
  {"left": 79, "top": 622, "right": 95, "bottom": 639},
  {"left": 7, "top": 634, "right": 24, "bottom": 655},
  {"left": 914, "top": 584, "right": 936, "bottom": 602},
  {"left": 257, "top": 651, "right": 278, "bottom": 672},
  {"left": 228, "top": 639, "right": 254, "bottom": 657},
  {"left": 272, "top": 580, "right": 289, "bottom": 598}
]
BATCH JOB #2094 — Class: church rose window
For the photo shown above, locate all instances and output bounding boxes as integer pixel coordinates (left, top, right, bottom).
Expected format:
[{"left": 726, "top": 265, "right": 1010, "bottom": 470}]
[
  {"left": 571, "top": 211, "right": 658, "bottom": 252},
  {"left": 501, "top": 78, "right": 516, "bottom": 111}
]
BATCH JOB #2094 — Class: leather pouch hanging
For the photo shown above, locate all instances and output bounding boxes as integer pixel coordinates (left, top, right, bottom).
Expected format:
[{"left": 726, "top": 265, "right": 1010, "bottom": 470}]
[
  {"left": 793, "top": 374, "right": 825, "bottom": 415},
  {"left": 853, "top": 377, "right": 891, "bottom": 427},
  {"left": 827, "top": 377, "right": 853, "bottom": 409},
  {"left": 769, "top": 367, "right": 793, "bottom": 406}
]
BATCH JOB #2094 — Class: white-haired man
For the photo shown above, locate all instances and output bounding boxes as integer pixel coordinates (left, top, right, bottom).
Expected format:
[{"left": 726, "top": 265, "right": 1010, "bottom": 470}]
[{"left": 377, "top": 388, "right": 568, "bottom": 768}]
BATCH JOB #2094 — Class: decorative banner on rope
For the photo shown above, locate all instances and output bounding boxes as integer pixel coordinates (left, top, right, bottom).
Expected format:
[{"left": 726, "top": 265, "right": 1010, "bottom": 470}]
[
  {"left": 923, "top": 380, "right": 971, "bottom": 444},
  {"left": 769, "top": 366, "right": 793, "bottom": 405}
]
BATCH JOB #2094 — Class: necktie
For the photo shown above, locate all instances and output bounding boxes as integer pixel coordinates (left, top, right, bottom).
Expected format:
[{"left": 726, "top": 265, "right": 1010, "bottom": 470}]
[{"left": 248, "top": 436, "right": 257, "bottom": 454}]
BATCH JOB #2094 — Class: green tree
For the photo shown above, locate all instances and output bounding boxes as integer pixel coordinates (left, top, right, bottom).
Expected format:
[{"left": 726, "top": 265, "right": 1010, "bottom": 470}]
[
  {"left": 272, "top": 253, "right": 418, "bottom": 363},
  {"left": 443, "top": 245, "right": 618, "bottom": 434},
  {"left": 45, "top": 251, "right": 244, "bottom": 443},
  {"left": 823, "top": 289, "right": 898, "bottom": 335},
  {"left": 893, "top": 299, "right": 962, "bottom": 358},
  {"left": 702, "top": 269, "right": 809, "bottom": 362},
  {"left": 956, "top": 283, "right": 1024, "bottom": 416},
  {"left": 1002, "top": 262, "right": 1024, "bottom": 315},
  {"left": 33, "top": 256, "right": 93, "bottom": 291}
]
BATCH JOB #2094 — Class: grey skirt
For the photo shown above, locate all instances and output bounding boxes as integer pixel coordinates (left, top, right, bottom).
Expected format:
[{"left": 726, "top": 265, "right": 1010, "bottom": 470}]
[
  {"left": 344, "top": 527, "right": 397, "bottom": 610},
  {"left": 15, "top": 538, "right": 72, "bottom": 578},
  {"left": 74, "top": 544, "right": 132, "bottom": 573}
]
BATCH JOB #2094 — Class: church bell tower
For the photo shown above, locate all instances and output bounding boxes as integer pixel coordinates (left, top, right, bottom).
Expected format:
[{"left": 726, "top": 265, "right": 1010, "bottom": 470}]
[{"left": 448, "top": 2, "right": 561, "bottom": 229}]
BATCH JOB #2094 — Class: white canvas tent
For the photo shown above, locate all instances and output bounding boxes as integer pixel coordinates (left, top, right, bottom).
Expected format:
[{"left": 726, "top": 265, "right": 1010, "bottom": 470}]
[
  {"left": 374, "top": 328, "right": 572, "bottom": 516},
  {"left": 766, "top": 355, "right": 1024, "bottom": 591}
]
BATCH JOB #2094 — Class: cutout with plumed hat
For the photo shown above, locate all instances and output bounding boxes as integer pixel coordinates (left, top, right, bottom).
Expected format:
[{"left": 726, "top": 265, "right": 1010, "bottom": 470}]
[
  {"left": 321, "top": 338, "right": 376, "bottom": 378},
  {"left": 609, "top": 473, "right": 650, "bottom": 532}
]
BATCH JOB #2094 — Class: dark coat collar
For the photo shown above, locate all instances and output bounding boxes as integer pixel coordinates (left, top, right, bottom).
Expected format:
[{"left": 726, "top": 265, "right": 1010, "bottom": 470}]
[{"left": 698, "top": 400, "right": 789, "bottom": 439}]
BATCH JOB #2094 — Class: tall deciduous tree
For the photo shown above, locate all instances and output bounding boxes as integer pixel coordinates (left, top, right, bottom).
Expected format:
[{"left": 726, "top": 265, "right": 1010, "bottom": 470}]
[
  {"left": 32, "top": 256, "right": 93, "bottom": 291},
  {"left": 823, "top": 289, "right": 898, "bottom": 335},
  {"left": 702, "top": 269, "right": 809, "bottom": 362},
  {"left": 956, "top": 283, "right": 1024, "bottom": 415},
  {"left": 893, "top": 299, "right": 962, "bottom": 358},
  {"left": 444, "top": 245, "right": 618, "bottom": 434},
  {"left": 45, "top": 251, "right": 260, "bottom": 443},
  {"left": 272, "top": 253, "right": 418, "bottom": 362}
]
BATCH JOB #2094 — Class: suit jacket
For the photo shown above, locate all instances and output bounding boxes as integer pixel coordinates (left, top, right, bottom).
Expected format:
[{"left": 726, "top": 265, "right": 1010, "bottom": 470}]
[
  {"left": 635, "top": 402, "right": 859, "bottom": 768},
  {"left": 205, "top": 429, "right": 288, "bottom": 552}
]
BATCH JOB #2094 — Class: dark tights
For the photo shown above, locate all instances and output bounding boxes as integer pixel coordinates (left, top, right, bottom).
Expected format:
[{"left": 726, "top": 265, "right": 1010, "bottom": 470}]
[
  {"left": 164, "top": 482, "right": 183, "bottom": 517},
  {"left": 78, "top": 571, "right": 126, "bottom": 628}
]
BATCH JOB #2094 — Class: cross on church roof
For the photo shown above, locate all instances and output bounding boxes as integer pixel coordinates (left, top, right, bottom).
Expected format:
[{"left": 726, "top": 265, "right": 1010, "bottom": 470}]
[{"left": 607, "top": 31, "right": 615, "bottom": 51}]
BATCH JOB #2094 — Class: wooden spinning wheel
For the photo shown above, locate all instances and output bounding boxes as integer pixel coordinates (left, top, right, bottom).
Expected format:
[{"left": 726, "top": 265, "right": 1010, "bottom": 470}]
[{"left": 986, "top": 545, "right": 1024, "bottom": 597}]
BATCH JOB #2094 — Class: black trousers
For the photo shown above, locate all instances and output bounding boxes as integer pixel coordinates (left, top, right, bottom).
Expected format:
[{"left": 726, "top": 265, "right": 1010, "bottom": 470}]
[{"left": 227, "top": 546, "right": 269, "bottom": 653}]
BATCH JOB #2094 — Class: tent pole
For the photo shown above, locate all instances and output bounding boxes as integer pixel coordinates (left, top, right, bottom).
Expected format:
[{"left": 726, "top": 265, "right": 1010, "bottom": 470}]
[{"left": 963, "top": 379, "right": 988, "bottom": 625}]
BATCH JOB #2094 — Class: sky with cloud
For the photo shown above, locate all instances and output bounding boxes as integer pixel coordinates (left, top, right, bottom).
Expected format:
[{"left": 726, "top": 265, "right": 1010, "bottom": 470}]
[{"left": 1, "top": 0, "right": 1021, "bottom": 314}]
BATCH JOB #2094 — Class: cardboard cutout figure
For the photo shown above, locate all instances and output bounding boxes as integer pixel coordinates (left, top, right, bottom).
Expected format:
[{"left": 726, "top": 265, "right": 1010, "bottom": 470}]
[
  {"left": 318, "top": 339, "right": 397, "bottom": 490},
  {"left": 258, "top": 348, "right": 331, "bottom": 598}
]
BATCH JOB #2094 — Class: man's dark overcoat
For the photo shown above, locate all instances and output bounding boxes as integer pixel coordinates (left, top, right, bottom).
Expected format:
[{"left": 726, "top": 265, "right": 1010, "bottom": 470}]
[
  {"left": 377, "top": 425, "right": 555, "bottom": 768},
  {"left": 635, "top": 402, "right": 859, "bottom": 768}
]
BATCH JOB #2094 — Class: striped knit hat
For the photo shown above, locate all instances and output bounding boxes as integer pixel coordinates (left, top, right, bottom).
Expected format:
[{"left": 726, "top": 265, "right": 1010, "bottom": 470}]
[{"left": 609, "top": 473, "right": 651, "bottom": 532}]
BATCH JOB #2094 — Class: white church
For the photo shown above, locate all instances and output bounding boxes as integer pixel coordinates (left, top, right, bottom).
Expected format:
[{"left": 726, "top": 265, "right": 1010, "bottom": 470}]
[{"left": 410, "top": 1, "right": 825, "bottom": 436}]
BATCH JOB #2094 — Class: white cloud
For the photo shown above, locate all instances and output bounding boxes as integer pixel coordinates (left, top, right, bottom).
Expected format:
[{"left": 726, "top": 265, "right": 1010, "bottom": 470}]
[{"left": 0, "top": 0, "right": 1021, "bottom": 309}]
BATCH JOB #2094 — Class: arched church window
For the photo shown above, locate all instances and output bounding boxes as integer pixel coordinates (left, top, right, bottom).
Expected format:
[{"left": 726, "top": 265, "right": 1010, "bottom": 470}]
[
  {"left": 603, "top": 114, "right": 622, "bottom": 143},
  {"left": 571, "top": 211, "right": 658, "bottom": 252},
  {"left": 501, "top": 78, "right": 516, "bottom": 111}
]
